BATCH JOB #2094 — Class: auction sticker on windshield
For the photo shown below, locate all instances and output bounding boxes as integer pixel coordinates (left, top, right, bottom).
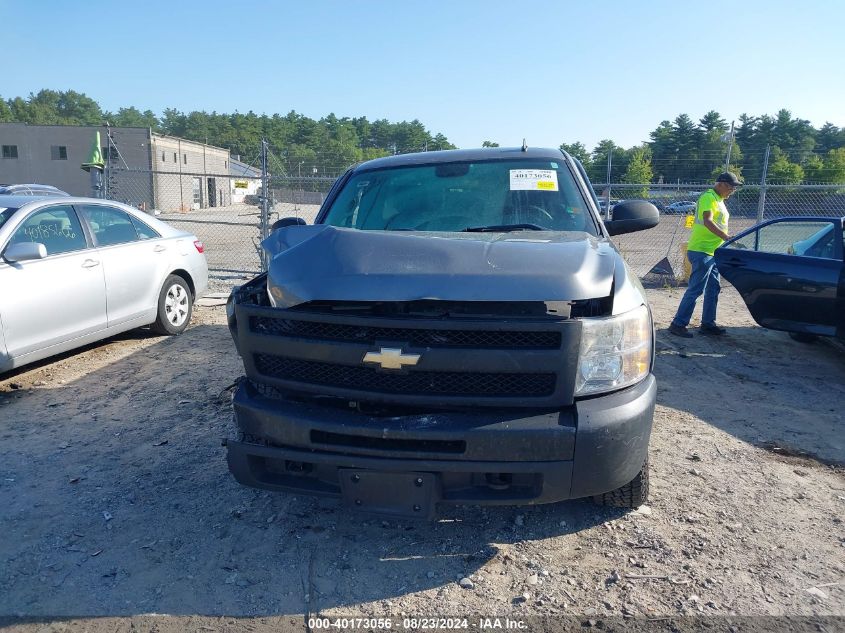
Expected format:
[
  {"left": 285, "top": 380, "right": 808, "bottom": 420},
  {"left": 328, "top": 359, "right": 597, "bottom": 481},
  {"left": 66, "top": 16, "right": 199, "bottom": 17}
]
[{"left": 509, "top": 169, "right": 559, "bottom": 191}]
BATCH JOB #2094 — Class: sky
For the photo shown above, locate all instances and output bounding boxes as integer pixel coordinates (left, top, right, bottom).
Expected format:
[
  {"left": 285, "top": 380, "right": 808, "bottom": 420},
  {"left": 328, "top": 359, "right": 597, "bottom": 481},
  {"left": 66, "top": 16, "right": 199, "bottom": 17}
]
[{"left": 2, "top": 0, "right": 845, "bottom": 151}]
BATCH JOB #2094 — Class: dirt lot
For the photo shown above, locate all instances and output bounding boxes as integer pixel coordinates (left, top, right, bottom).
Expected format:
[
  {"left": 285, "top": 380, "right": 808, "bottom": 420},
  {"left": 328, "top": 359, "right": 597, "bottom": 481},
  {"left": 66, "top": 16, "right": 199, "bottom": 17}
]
[{"left": 1, "top": 285, "right": 843, "bottom": 632}]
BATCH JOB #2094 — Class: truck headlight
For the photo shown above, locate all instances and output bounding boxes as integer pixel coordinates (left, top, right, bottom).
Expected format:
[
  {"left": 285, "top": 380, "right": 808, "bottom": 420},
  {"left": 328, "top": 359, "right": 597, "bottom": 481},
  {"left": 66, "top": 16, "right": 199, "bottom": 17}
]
[{"left": 575, "top": 304, "right": 651, "bottom": 397}]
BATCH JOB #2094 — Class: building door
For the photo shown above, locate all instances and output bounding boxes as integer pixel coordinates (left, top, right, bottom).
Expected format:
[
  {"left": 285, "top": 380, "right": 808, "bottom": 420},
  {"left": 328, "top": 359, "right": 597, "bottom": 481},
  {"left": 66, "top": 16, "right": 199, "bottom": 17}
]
[
  {"left": 207, "top": 178, "right": 217, "bottom": 207},
  {"left": 192, "top": 177, "right": 201, "bottom": 210}
]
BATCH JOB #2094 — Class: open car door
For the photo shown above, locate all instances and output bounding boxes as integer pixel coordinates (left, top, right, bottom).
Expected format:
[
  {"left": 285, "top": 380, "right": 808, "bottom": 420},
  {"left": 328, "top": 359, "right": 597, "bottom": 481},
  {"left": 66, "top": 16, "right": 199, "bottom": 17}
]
[{"left": 714, "top": 216, "right": 844, "bottom": 338}]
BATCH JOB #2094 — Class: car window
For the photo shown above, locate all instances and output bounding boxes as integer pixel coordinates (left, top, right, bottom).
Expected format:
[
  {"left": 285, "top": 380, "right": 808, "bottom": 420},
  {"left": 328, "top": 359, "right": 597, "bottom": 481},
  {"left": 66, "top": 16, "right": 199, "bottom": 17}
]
[
  {"left": 735, "top": 220, "right": 839, "bottom": 259},
  {"left": 129, "top": 215, "right": 160, "bottom": 240},
  {"left": 78, "top": 205, "right": 140, "bottom": 247},
  {"left": 0, "top": 206, "right": 20, "bottom": 230},
  {"left": 8, "top": 205, "right": 88, "bottom": 256},
  {"left": 322, "top": 159, "right": 597, "bottom": 235}
]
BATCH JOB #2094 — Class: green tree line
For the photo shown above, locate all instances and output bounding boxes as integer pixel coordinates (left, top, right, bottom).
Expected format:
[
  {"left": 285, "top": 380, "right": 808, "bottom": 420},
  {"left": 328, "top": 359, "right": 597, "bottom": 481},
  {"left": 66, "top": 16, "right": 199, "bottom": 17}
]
[
  {"left": 3, "top": 91, "right": 845, "bottom": 184},
  {"left": 0, "top": 90, "right": 456, "bottom": 176},
  {"left": 560, "top": 110, "right": 845, "bottom": 185}
]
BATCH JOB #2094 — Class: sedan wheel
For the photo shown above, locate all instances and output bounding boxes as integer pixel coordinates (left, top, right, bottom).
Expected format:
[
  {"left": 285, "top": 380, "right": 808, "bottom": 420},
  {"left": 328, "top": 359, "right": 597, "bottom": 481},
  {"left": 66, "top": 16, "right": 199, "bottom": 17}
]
[
  {"left": 165, "top": 283, "right": 189, "bottom": 327},
  {"left": 151, "top": 274, "right": 193, "bottom": 335}
]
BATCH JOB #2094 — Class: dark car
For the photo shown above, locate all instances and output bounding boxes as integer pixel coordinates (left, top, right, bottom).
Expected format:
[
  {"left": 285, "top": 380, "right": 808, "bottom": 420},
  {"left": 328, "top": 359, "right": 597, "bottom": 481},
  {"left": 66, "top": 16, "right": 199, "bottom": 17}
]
[
  {"left": 0, "top": 184, "right": 69, "bottom": 196},
  {"left": 225, "top": 147, "right": 660, "bottom": 518},
  {"left": 715, "top": 216, "right": 845, "bottom": 341}
]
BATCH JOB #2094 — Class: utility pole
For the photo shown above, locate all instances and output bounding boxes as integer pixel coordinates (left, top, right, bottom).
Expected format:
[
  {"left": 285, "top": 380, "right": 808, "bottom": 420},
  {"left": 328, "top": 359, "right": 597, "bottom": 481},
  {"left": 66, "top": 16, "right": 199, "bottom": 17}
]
[
  {"left": 260, "top": 139, "right": 270, "bottom": 271},
  {"left": 605, "top": 149, "right": 613, "bottom": 219},
  {"left": 104, "top": 123, "right": 111, "bottom": 200},
  {"left": 296, "top": 161, "right": 304, "bottom": 211},
  {"left": 756, "top": 144, "right": 770, "bottom": 224},
  {"left": 724, "top": 120, "right": 735, "bottom": 173}
]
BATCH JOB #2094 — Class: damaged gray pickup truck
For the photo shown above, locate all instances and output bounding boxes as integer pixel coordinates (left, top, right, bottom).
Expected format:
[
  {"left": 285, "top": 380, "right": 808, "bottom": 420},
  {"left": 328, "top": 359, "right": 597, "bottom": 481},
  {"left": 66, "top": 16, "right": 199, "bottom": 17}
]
[{"left": 225, "top": 147, "right": 660, "bottom": 518}]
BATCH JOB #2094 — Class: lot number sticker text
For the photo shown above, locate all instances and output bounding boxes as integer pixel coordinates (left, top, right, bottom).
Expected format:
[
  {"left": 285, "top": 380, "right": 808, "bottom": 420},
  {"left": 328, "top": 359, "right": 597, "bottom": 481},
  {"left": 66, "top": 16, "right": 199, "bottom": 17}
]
[{"left": 509, "top": 169, "right": 559, "bottom": 191}]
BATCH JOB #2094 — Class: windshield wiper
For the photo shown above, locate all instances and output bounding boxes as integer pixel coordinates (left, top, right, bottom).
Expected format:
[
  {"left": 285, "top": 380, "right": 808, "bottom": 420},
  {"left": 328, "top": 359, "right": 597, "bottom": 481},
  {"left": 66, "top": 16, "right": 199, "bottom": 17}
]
[{"left": 462, "top": 223, "right": 547, "bottom": 232}]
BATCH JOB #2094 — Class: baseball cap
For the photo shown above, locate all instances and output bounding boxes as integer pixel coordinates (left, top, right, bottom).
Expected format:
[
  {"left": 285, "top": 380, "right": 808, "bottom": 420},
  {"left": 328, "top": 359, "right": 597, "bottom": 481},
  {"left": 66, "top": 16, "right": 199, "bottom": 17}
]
[{"left": 716, "top": 172, "right": 742, "bottom": 187}]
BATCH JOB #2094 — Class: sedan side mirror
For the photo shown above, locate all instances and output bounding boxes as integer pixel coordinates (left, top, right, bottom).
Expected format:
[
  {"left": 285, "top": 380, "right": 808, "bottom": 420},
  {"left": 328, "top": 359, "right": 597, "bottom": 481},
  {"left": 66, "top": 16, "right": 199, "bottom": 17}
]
[
  {"left": 3, "top": 242, "right": 48, "bottom": 262},
  {"left": 605, "top": 201, "right": 660, "bottom": 236},
  {"left": 271, "top": 217, "right": 307, "bottom": 232}
]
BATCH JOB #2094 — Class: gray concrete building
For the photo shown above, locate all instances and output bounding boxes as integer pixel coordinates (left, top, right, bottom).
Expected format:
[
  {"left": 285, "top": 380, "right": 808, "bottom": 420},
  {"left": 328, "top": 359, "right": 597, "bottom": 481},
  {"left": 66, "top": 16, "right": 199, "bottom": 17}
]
[
  {"left": 0, "top": 123, "right": 232, "bottom": 212},
  {"left": 149, "top": 134, "right": 231, "bottom": 211},
  {"left": 0, "top": 123, "right": 150, "bottom": 196}
]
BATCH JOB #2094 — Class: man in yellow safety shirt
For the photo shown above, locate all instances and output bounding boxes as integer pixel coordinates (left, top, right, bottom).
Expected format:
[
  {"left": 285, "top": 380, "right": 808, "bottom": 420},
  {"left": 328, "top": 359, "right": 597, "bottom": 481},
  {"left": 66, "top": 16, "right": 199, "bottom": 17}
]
[{"left": 669, "top": 172, "right": 742, "bottom": 338}]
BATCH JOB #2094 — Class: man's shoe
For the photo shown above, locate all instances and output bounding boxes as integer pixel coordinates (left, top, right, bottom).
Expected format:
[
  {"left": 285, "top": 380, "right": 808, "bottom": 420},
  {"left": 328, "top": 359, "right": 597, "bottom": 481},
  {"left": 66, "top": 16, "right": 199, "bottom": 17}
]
[
  {"left": 700, "top": 324, "right": 727, "bottom": 336},
  {"left": 668, "top": 324, "right": 694, "bottom": 338}
]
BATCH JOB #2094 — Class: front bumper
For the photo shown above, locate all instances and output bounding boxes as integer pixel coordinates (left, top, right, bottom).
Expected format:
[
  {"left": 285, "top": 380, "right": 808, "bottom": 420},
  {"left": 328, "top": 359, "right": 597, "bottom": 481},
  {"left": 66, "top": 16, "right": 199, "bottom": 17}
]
[{"left": 226, "top": 374, "right": 656, "bottom": 513}]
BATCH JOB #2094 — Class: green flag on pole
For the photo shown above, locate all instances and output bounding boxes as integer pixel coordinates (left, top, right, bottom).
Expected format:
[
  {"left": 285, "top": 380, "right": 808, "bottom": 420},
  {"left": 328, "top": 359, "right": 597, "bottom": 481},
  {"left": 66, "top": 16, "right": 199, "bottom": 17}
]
[{"left": 81, "top": 131, "right": 104, "bottom": 172}]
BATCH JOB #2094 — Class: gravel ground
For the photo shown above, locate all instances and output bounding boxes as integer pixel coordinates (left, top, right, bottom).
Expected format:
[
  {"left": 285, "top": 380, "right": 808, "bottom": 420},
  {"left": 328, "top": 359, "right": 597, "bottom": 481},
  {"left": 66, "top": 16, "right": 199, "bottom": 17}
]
[{"left": 0, "top": 285, "right": 843, "bottom": 633}]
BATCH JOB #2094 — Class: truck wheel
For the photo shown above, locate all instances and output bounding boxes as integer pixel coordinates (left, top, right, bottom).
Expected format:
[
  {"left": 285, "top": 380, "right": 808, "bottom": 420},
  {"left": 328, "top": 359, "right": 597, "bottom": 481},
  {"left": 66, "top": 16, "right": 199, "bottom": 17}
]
[
  {"left": 592, "top": 458, "right": 649, "bottom": 508},
  {"left": 151, "top": 274, "right": 193, "bottom": 335}
]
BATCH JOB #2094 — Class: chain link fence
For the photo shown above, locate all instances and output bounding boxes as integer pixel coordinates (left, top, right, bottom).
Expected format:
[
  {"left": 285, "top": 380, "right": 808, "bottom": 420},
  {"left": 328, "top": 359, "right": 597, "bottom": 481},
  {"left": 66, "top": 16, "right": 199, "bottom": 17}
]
[
  {"left": 598, "top": 183, "right": 845, "bottom": 283},
  {"left": 104, "top": 162, "right": 845, "bottom": 295},
  {"left": 105, "top": 167, "right": 336, "bottom": 293}
]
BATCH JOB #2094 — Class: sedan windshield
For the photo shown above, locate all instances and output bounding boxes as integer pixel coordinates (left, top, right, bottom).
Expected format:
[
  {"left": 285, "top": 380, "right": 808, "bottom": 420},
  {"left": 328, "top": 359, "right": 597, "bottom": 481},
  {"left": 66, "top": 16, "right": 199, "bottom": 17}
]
[
  {"left": 322, "top": 159, "right": 598, "bottom": 235},
  {"left": 0, "top": 207, "right": 19, "bottom": 230}
]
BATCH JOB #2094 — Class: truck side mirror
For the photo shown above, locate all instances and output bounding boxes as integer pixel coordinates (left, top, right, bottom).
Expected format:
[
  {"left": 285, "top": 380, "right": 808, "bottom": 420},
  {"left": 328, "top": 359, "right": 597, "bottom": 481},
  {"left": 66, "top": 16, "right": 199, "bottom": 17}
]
[
  {"left": 271, "top": 217, "right": 307, "bottom": 232},
  {"left": 605, "top": 201, "right": 659, "bottom": 236}
]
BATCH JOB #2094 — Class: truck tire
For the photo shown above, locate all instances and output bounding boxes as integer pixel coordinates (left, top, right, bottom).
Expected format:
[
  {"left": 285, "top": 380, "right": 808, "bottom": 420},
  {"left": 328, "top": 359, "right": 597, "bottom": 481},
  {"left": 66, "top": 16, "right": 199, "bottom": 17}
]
[
  {"left": 592, "top": 458, "right": 649, "bottom": 508},
  {"left": 151, "top": 274, "right": 193, "bottom": 335}
]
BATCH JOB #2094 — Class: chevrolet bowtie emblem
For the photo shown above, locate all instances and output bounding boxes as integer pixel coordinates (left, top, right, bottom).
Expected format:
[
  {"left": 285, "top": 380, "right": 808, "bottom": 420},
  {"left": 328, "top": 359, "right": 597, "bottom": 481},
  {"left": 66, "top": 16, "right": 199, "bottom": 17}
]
[{"left": 362, "top": 347, "right": 421, "bottom": 370}]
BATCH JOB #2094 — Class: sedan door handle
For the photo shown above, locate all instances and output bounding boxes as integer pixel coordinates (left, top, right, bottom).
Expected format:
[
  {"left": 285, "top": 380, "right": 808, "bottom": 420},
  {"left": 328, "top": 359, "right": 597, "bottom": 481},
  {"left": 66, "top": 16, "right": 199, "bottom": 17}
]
[
  {"left": 81, "top": 259, "right": 100, "bottom": 268},
  {"left": 153, "top": 245, "right": 167, "bottom": 253},
  {"left": 722, "top": 258, "right": 746, "bottom": 267}
]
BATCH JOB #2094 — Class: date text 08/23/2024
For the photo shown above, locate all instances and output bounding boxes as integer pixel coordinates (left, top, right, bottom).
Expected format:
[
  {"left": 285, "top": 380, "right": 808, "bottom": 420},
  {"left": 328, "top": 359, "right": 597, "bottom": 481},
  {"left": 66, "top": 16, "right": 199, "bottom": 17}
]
[{"left": 307, "top": 618, "right": 527, "bottom": 630}]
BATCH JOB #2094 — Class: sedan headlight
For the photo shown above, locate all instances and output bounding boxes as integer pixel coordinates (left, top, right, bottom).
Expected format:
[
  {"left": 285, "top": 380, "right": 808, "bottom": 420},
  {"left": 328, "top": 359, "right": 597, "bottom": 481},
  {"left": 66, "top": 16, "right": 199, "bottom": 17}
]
[{"left": 575, "top": 304, "right": 652, "bottom": 397}]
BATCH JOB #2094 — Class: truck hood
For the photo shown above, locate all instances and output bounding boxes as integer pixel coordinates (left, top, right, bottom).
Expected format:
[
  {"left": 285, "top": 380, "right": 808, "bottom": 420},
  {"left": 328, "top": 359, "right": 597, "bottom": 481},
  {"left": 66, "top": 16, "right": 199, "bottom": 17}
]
[{"left": 262, "top": 225, "right": 616, "bottom": 308}]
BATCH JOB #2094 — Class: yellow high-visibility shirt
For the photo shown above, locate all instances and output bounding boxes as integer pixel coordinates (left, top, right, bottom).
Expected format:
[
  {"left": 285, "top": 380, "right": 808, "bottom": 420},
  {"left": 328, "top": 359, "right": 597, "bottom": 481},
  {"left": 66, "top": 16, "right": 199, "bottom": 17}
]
[{"left": 687, "top": 188, "right": 729, "bottom": 256}]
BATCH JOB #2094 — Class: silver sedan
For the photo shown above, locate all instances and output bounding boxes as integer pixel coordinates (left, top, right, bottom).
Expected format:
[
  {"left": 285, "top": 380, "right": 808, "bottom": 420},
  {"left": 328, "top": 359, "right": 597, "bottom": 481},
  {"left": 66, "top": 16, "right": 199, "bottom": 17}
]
[{"left": 0, "top": 195, "right": 208, "bottom": 372}]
